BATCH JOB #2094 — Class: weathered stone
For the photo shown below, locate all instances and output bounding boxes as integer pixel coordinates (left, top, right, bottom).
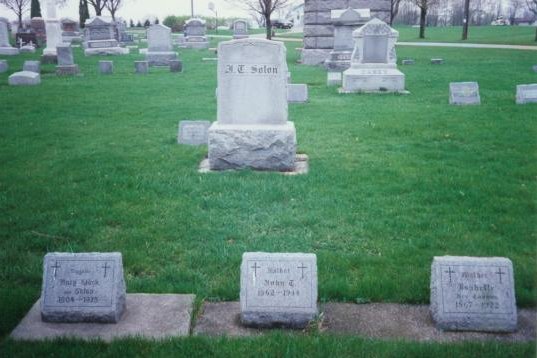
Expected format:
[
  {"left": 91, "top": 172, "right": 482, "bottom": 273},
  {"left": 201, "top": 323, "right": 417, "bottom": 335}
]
[
  {"left": 23, "top": 60, "right": 41, "bottom": 74},
  {"left": 533, "top": 65, "right": 537, "bottom": 73},
  {"left": 178, "top": 120, "right": 211, "bottom": 145},
  {"left": 42, "top": 0, "right": 62, "bottom": 59},
  {"left": 288, "top": 84, "right": 309, "bottom": 103},
  {"left": 232, "top": 19, "right": 249, "bottom": 39},
  {"left": 56, "top": 44, "right": 74, "bottom": 65},
  {"left": 430, "top": 256, "right": 517, "bottom": 332},
  {"left": 134, "top": 61, "right": 149, "bottom": 74},
  {"left": 11, "top": 294, "right": 194, "bottom": 341},
  {"left": 431, "top": 58, "right": 444, "bottom": 64},
  {"left": 0, "top": 59, "right": 8, "bottom": 73},
  {"left": 515, "top": 83, "right": 537, "bottom": 104},
  {"left": 240, "top": 252, "right": 318, "bottom": 328},
  {"left": 449, "top": 82, "right": 480, "bottom": 105},
  {"left": 84, "top": 16, "right": 129, "bottom": 56},
  {"left": 402, "top": 59, "right": 415, "bottom": 65},
  {"left": 0, "top": 18, "right": 19, "bottom": 55},
  {"left": 40, "top": 252, "right": 126, "bottom": 323},
  {"left": 56, "top": 65, "right": 79, "bottom": 75},
  {"left": 184, "top": 18, "right": 209, "bottom": 49},
  {"left": 146, "top": 24, "right": 178, "bottom": 66},
  {"left": 61, "top": 17, "right": 82, "bottom": 43},
  {"left": 327, "top": 71, "right": 342, "bottom": 86},
  {"left": 301, "top": 49, "right": 331, "bottom": 65},
  {"left": 9, "top": 71, "right": 41, "bottom": 86},
  {"left": 99, "top": 60, "right": 113, "bottom": 74},
  {"left": 342, "top": 18, "right": 405, "bottom": 93},
  {"left": 170, "top": 60, "right": 183, "bottom": 72}
]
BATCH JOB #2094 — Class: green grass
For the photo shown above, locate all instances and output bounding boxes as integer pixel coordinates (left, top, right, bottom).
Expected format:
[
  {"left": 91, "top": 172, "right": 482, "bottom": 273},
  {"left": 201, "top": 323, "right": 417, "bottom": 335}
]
[{"left": 0, "top": 39, "right": 536, "bottom": 356}]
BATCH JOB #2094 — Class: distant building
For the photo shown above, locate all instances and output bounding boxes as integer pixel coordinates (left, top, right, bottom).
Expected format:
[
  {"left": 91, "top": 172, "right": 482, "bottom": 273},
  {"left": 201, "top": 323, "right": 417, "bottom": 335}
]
[{"left": 286, "top": 3, "right": 304, "bottom": 28}]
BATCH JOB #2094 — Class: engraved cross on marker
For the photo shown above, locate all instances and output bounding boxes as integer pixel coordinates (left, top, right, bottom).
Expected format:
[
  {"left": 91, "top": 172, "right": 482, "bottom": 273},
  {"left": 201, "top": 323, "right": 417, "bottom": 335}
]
[
  {"left": 51, "top": 261, "right": 61, "bottom": 279},
  {"left": 251, "top": 262, "right": 260, "bottom": 278},
  {"left": 496, "top": 267, "right": 506, "bottom": 284},
  {"left": 102, "top": 262, "right": 111, "bottom": 278},
  {"left": 444, "top": 266, "right": 455, "bottom": 283},
  {"left": 298, "top": 263, "right": 307, "bottom": 279}
]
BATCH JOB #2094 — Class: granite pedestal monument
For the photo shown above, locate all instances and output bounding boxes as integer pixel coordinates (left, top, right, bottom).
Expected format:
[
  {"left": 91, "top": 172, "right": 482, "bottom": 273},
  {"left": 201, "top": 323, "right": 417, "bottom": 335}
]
[
  {"left": 184, "top": 18, "right": 209, "bottom": 49},
  {"left": 42, "top": 0, "right": 62, "bottom": 64}
]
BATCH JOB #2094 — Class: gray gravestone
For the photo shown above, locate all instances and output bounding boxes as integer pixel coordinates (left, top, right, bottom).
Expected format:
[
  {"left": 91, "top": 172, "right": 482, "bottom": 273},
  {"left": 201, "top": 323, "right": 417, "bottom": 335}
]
[
  {"left": 0, "top": 17, "right": 19, "bottom": 55},
  {"left": 430, "top": 256, "right": 517, "bottom": 332},
  {"left": 134, "top": 61, "right": 149, "bottom": 74},
  {"left": 449, "top": 82, "right": 480, "bottom": 105},
  {"left": 56, "top": 44, "right": 79, "bottom": 75},
  {"left": 327, "top": 72, "right": 342, "bottom": 86},
  {"left": 23, "top": 60, "right": 41, "bottom": 74},
  {"left": 169, "top": 60, "right": 183, "bottom": 72},
  {"left": 0, "top": 59, "right": 8, "bottom": 73},
  {"left": 533, "top": 65, "right": 537, "bottom": 73},
  {"left": 146, "top": 24, "right": 178, "bottom": 66},
  {"left": 207, "top": 38, "right": 296, "bottom": 171},
  {"left": 431, "top": 58, "right": 444, "bottom": 64},
  {"left": 84, "top": 16, "right": 128, "bottom": 56},
  {"left": 402, "top": 59, "right": 415, "bottom": 65},
  {"left": 232, "top": 19, "right": 249, "bottom": 39},
  {"left": 515, "top": 84, "right": 537, "bottom": 104},
  {"left": 288, "top": 84, "right": 309, "bottom": 103},
  {"left": 184, "top": 18, "right": 209, "bottom": 49},
  {"left": 178, "top": 120, "right": 211, "bottom": 145},
  {"left": 41, "top": 252, "right": 126, "bottom": 323},
  {"left": 240, "top": 252, "right": 318, "bottom": 328},
  {"left": 99, "top": 60, "right": 113, "bottom": 74},
  {"left": 8, "top": 71, "right": 41, "bottom": 86}
]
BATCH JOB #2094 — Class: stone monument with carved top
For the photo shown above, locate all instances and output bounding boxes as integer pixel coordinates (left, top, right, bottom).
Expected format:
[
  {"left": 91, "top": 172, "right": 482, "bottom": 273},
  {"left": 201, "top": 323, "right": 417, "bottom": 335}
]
[
  {"left": 232, "top": 19, "right": 249, "bottom": 39},
  {"left": 341, "top": 18, "right": 405, "bottom": 93},
  {"left": 84, "top": 16, "right": 129, "bottom": 56},
  {"left": 184, "top": 18, "right": 209, "bottom": 49}
]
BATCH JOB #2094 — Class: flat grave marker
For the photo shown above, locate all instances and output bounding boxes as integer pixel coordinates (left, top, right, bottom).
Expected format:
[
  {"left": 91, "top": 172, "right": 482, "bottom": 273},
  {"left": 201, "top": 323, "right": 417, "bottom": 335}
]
[
  {"left": 178, "top": 120, "right": 211, "bottom": 145},
  {"left": 516, "top": 84, "right": 537, "bottom": 104},
  {"left": 449, "top": 82, "right": 480, "bottom": 105}
]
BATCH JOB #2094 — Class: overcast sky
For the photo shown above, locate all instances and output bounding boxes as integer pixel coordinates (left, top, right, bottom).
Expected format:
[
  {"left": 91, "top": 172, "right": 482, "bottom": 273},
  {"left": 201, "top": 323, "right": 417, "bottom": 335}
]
[{"left": 0, "top": 0, "right": 281, "bottom": 22}]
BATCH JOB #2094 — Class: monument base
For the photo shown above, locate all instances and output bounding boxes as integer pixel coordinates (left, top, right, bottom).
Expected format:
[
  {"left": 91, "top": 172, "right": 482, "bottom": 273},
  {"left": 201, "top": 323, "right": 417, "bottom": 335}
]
[
  {"left": 208, "top": 122, "right": 297, "bottom": 171},
  {"left": 341, "top": 67, "right": 405, "bottom": 93},
  {"left": 146, "top": 51, "right": 178, "bottom": 66},
  {"left": 300, "top": 49, "right": 330, "bottom": 65},
  {"left": 41, "top": 54, "right": 58, "bottom": 64},
  {"left": 185, "top": 41, "right": 209, "bottom": 49},
  {"left": 233, "top": 35, "right": 249, "bottom": 39},
  {"left": 56, "top": 64, "right": 80, "bottom": 76},
  {"left": 84, "top": 47, "right": 129, "bottom": 56},
  {"left": 0, "top": 47, "right": 19, "bottom": 55},
  {"left": 241, "top": 310, "right": 317, "bottom": 329},
  {"left": 324, "top": 50, "right": 352, "bottom": 72}
]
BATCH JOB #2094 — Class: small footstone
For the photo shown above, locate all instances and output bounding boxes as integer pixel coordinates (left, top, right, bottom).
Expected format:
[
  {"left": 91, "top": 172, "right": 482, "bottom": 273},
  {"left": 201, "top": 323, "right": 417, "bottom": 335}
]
[
  {"left": 287, "top": 84, "right": 308, "bottom": 103},
  {"left": 169, "top": 59, "right": 183, "bottom": 72},
  {"left": 240, "top": 252, "right": 318, "bottom": 328},
  {"left": 41, "top": 54, "right": 58, "bottom": 65},
  {"left": 515, "top": 83, "right": 537, "bottom": 104},
  {"left": 40, "top": 252, "right": 126, "bottom": 323},
  {"left": 532, "top": 65, "right": 537, "bottom": 73},
  {"left": 178, "top": 120, "right": 211, "bottom": 145},
  {"left": 402, "top": 59, "right": 415, "bottom": 65},
  {"left": 449, "top": 82, "right": 480, "bottom": 105},
  {"left": 430, "top": 256, "right": 517, "bottom": 332},
  {"left": 0, "top": 59, "right": 8, "bottom": 73},
  {"left": 9, "top": 71, "right": 41, "bottom": 86},
  {"left": 327, "top": 72, "right": 342, "bottom": 86},
  {"left": 23, "top": 60, "right": 41, "bottom": 73},
  {"left": 134, "top": 61, "right": 149, "bottom": 74},
  {"left": 431, "top": 58, "right": 444, "bottom": 64},
  {"left": 99, "top": 60, "right": 113, "bottom": 74}
]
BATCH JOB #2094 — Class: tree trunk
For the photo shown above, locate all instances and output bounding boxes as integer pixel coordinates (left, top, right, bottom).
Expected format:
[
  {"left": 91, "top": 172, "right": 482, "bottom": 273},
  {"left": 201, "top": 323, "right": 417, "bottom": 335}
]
[
  {"left": 419, "top": 8, "right": 426, "bottom": 39},
  {"left": 462, "top": 0, "right": 470, "bottom": 40},
  {"left": 265, "top": 16, "right": 271, "bottom": 40}
]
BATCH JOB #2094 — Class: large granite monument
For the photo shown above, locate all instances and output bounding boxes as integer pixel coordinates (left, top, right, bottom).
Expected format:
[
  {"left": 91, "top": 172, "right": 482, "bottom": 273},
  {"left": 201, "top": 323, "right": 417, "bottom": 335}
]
[
  {"left": 84, "top": 16, "right": 128, "bottom": 55},
  {"left": 301, "top": 0, "right": 390, "bottom": 65},
  {"left": 184, "top": 18, "right": 209, "bottom": 49},
  {"left": 341, "top": 18, "right": 405, "bottom": 93},
  {"left": 145, "top": 24, "right": 178, "bottom": 66},
  {"left": 42, "top": 0, "right": 62, "bottom": 63},
  {"left": 208, "top": 38, "right": 297, "bottom": 171},
  {"left": 324, "top": 8, "right": 370, "bottom": 72},
  {"left": 0, "top": 17, "right": 19, "bottom": 55}
]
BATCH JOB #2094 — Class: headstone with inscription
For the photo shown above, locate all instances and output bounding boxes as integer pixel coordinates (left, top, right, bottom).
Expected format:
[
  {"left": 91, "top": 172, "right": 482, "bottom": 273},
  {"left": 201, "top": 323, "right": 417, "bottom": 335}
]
[
  {"left": 430, "top": 256, "right": 517, "bottom": 332},
  {"left": 208, "top": 38, "right": 297, "bottom": 171},
  {"left": 184, "top": 18, "right": 209, "bottom": 49},
  {"left": 341, "top": 18, "right": 405, "bottom": 93},
  {"left": 61, "top": 17, "right": 82, "bottom": 43},
  {"left": 178, "top": 121, "right": 211, "bottom": 145},
  {"left": 9, "top": 71, "right": 41, "bottom": 86},
  {"left": 84, "top": 16, "right": 129, "bottom": 56},
  {"left": 449, "top": 82, "right": 480, "bottom": 105},
  {"left": 56, "top": 44, "right": 79, "bottom": 75},
  {"left": 145, "top": 24, "right": 178, "bottom": 66},
  {"left": 0, "top": 17, "right": 19, "bottom": 55},
  {"left": 240, "top": 252, "right": 318, "bottom": 328},
  {"left": 232, "top": 19, "right": 249, "bottom": 39},
  {"left": 515, "top": 83, "right": 537, "bottom": 104},
  {"left": 41, "top": 252, "right": 126, "bottom": 323},
  {"left": 324, "top": 8, "right": 370, "bottom": 72}
]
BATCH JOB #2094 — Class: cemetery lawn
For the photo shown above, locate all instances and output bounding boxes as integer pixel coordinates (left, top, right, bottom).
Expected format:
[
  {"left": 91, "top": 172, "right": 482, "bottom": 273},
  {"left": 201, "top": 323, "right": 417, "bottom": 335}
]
[{"left": 0, "top": 39, "right": 536, "bottom": 356}]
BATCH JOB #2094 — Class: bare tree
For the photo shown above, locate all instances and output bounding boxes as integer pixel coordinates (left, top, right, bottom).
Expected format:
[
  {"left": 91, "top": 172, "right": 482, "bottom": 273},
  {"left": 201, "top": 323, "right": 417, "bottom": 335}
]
[
  {"left": 87, "top": 0, "right": 107, "bottom": 16},
  {"left": 508, "top": 0, "right": 526, "bottom": 24},
  {"left": 527, "top": 0, "right": 537, "bottom": 40},
  {"left": 412, "top": 0, "right": 440, "bottom": 38},
  {"left": 227, "top": 0, "right": 290, "bottom": 40},
  {"left": 390, "top": 0, "right": 403, "bottom": 25},
  {"left": 105, "top": 0, "right": 121, "bottom": 21},
  {"left": 0, "top": 0, "right": 30, "bottom": 26},
  {"left": 462, "top": 0, "right": 470, "bottom": 39}
]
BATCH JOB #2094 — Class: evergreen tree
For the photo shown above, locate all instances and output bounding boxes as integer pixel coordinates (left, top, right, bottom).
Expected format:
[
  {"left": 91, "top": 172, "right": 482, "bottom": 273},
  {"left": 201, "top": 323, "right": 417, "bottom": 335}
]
[
  {"left": 30, "top": 0, "right": 41, "bottom": 18},
  {"left": 143, "top": 19, "right": 150, "bottom": 27},
  {"left": 79, "top": 0, "right": 90, "bottom": 28},
  {"left": 155, "top": 18, "right": 159, "bottom": 24},
  {"left": 136, "top": 20, "right": 142, "bottom": 27},
  {"left": 129, "top": 19, "right": 134, "bottom": 27}
]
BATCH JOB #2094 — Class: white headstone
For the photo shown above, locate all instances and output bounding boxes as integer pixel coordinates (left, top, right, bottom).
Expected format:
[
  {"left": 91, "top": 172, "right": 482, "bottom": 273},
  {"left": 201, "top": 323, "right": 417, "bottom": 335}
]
[
  {"left": 430, "top": 256, "right": 517, "bottom": 332},
  {"left": 516, "top": 84, "right": 537, "bottom": 104},
  {"left": 147, "top": 24, "right": 172, "bottom": 52},
  {"left": 449, "top": 82, "right": 481, "bottom": 105},
  {"left": 0, "top": 18, "right": 19, "bottom": 55},
  {"left": 43, "top": 0, "right": 62, "bottom": 58},
  {"left": 240, "top": 252, "right": 318, "bottom": 328},
  {"left": 178, "top": 121, "right": 211, "bottom": 145}
]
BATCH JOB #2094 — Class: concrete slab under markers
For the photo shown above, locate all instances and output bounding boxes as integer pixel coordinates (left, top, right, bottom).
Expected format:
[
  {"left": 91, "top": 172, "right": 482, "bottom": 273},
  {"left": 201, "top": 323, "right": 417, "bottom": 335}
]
[
  {"left": 10, "top": 294, "right": 195, "bottom": 342},
  {"left": 202, "top": 57, "right": 217, "bottom": 62},
  {"left": 194, "top": 302, "right": 264, "bottom": 336},
  {"left": 322, "top": 303, "right": 536, "bottom": 343},
  {"left": 199, "top": 154, "right": 308, "bottom": 175}
]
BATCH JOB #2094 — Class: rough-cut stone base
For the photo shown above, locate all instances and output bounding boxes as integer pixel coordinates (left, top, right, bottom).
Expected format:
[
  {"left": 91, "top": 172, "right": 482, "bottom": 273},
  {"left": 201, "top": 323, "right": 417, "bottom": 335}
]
[
  {"left": 241, "top": 311, "right": 316, "bottom": 329},
  {"left": 342, "top": 68, "right": 405, "bottom": 93},
  {"left": 8, "top": 71, "right": 41, "bottom": 86},
  {"left": 146, "top": 51, "right": 178, "bottom": 66},
  {"left": 0, "top": 47, "right": 19, "bottom": 55},
  {"left": 208, "top": 122, "right": 296, "bottom": 171},
  {"left": 10, "top": 294, "right": 195, "bottom": 342},
  {"left": 300, "top": 49, "right": 330, "bottom": 65},
  {"left": 84, "top": 47, "right": 129, "bottom": 56},
  {"left": 56, "top": 64, "right": 80, "bottom": 75},
  {"left": 40, "top": 54, "right": 57, "bottom": 64},
  {"left": 200, "top": 154, "right": 308, "bottom": 175}
]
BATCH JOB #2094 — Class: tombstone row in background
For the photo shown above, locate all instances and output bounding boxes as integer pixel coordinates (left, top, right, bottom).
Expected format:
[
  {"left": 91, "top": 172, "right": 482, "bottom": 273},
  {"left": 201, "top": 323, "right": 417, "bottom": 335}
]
[{"left": 9, "top": 251, "right": 519, "bottom": 341}]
